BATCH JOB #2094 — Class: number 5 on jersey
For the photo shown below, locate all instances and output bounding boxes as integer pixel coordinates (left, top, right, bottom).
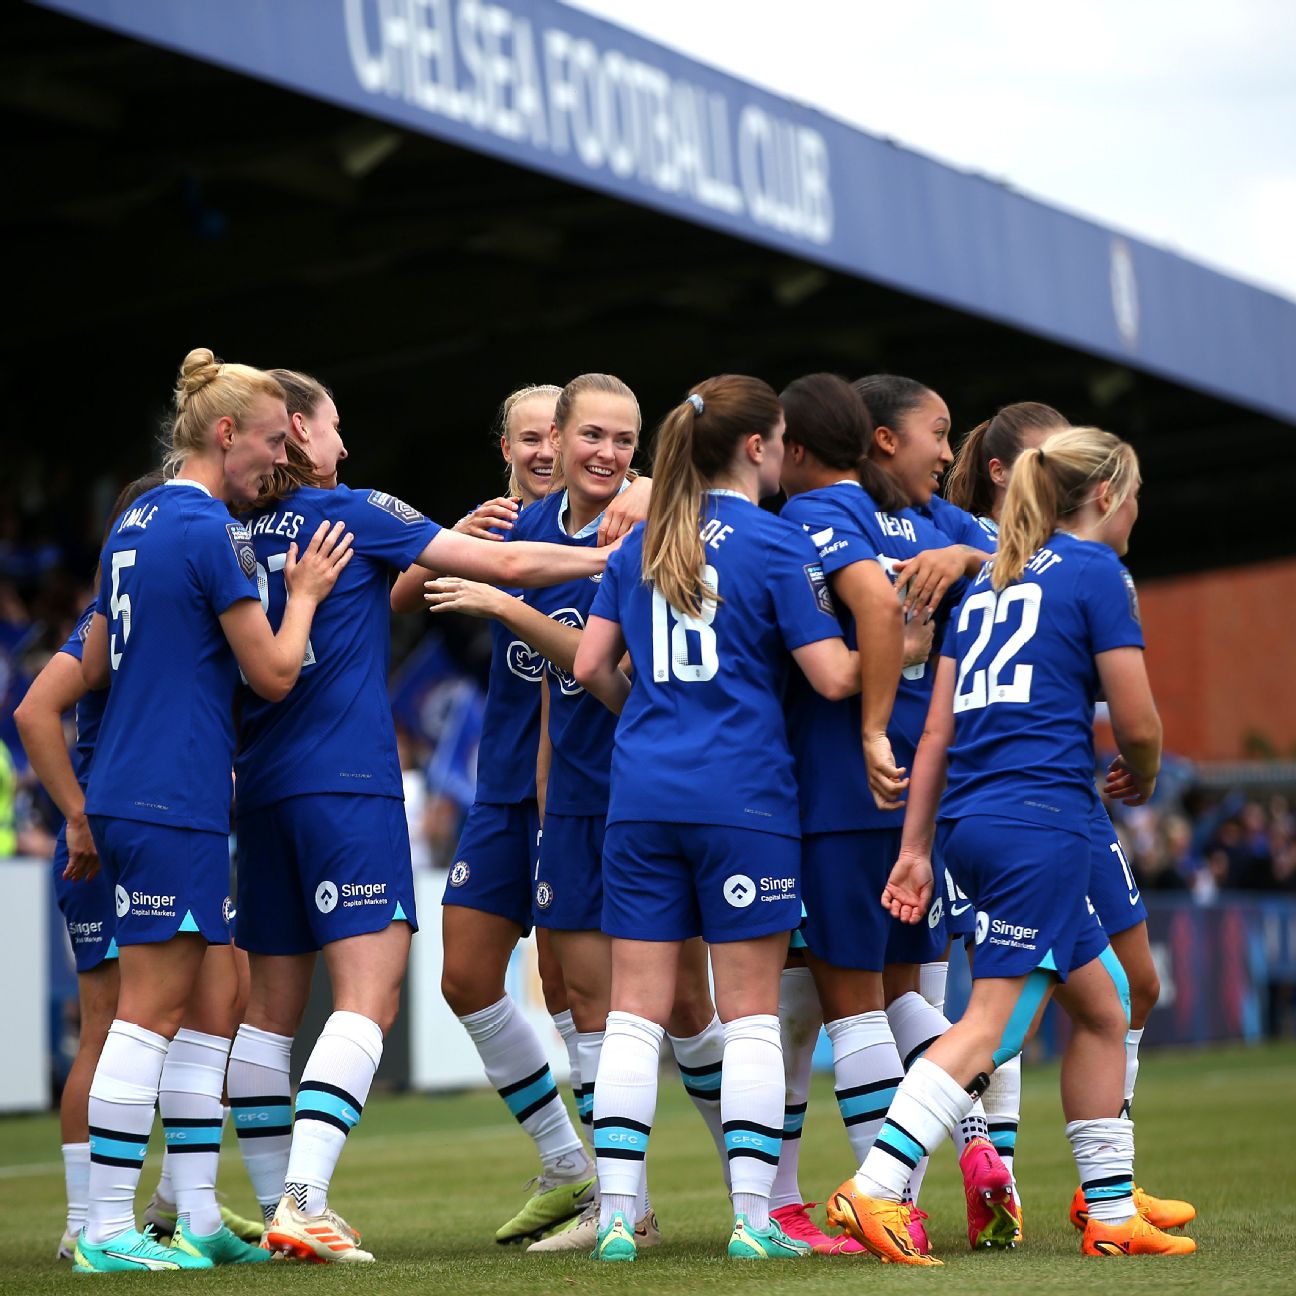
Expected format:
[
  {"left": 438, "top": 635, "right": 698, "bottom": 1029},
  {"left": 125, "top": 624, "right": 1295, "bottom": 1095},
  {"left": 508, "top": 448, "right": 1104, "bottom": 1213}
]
[{"left": 109, "top": 549, "right": 137, "bottom": 670}]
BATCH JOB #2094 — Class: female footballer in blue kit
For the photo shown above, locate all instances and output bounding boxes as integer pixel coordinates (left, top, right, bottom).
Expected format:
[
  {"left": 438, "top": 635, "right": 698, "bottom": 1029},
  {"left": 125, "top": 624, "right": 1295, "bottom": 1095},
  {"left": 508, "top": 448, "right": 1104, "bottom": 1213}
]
[
  {"left": 16, "top": 474, "right": 161, "bottom": 1258},
  {"left": 778, "top": 373, "right": 1005, "bottom": 1254},
  {"left": 827, "top": 427, "right": 1196, "bottom": 1263},
  {"left": 938, "top": 402, "right": 1190, "bottom": 1237},
  {"left": 424, "top": 374, "right": 732, "bottom": 1252},
  {"left": 225, "top": 370, "right": 623, "bottom": 1264},
  {"left": 390, "top": 385, "right": 650, "bottom": 1248},
  {"left": 73, "top": 351, "right": 354, "bottom": 1274},
  {"left": 572, "top": 376, "right": 861, "bottom": 1263}
]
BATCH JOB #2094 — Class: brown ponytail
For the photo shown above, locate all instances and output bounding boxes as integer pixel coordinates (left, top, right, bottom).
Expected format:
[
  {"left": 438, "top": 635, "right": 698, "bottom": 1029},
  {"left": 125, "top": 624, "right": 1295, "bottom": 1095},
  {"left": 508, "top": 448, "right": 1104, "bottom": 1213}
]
[
  {"left": 994, "top": 427, "right": 1140, "bottom": 590},
  {"left": 944, "top": 402, "right": 1069, "bottom": 516},
  {"left": 643, "top": 376, "right": 782, "bottom": 615}
]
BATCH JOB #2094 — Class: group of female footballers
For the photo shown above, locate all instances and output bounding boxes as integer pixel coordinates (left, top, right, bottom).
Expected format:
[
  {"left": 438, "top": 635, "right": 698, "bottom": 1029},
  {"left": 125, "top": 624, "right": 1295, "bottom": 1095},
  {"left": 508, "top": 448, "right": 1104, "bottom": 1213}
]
[{"left": 17, "top": 347, "right": 1198, "bottom": 1272}]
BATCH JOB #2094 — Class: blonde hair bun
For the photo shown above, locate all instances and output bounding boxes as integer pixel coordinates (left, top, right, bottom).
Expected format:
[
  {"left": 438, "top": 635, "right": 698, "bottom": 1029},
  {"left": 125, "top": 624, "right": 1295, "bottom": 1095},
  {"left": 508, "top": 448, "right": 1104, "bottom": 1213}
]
[{"left": 176, "top": 348, "right": 223, "bottom": 406}]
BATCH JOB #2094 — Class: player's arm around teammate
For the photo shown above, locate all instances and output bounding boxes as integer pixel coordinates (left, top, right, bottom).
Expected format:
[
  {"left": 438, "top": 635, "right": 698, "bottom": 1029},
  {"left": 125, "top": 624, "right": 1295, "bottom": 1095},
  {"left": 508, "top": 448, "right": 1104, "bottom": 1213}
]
[{"left": 66, "top": 351, "right": 350, "bottom": 1275}]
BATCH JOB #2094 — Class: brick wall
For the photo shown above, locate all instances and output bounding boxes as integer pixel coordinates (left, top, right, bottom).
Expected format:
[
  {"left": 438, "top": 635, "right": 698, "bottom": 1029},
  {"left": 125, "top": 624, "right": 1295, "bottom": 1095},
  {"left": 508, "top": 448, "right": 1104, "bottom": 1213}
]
[{"left": 1136, "top": 557, "right": 1296, "bottom": 760}]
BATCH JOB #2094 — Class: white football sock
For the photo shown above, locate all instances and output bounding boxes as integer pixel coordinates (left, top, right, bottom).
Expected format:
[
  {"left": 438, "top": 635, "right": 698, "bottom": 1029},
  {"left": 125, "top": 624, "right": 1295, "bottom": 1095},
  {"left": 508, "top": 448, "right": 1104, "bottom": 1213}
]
[
  {"left": 551, "top": 1008, "right": 582, "bottom": 1114},
  {"left": 85, "top": 1020, "right": 168, "bottom": 1243},
  {"left": 1068, "top": 1116, "right": 1135, "bottom": 1223},
  {"left": 284, "top": 1011, "right": 382, "bottom": 1216},
  {"left": 721, "top": 1015, "right": 784, "bottom": 1230},
  {"left": 826, "top": 1011, "right": 904, "bottom": 1168},
  {"left": 159, "top": 1028, "right": 231, "bottom": 1237},
  {"left": 769, "top": 967, "right": 820, "bottom": 1211},
  {"left": 460, "top": 996, "right": 586, "bottom": 1176},
  {"left": 594, "top": 1012, "right": 662, "bottom": 1227},
  {"left": 854, "top": 1057, "right": 973, "bottom": 1201},
  {"left": 982, "top": 1053, "right": 1022, "bottom": 1179},
  {"left": 574, "top": 1030, "right": 603, "bottom": 1138},
  {"left": 228, "top": 1024, "right": 294, "bottom": 1221},
  {"left": 62, "top": 1142, "right": 90, "bottom": 1236},
  {"left": 919, "top": 961, "right": 949, "bottom": 1014},
  {"left": 1122, "top": 1027, "right": 1144, "bottom": 1118},
  {"left": 669, "top": 1014, "right": 729, "bottom": 1185}
]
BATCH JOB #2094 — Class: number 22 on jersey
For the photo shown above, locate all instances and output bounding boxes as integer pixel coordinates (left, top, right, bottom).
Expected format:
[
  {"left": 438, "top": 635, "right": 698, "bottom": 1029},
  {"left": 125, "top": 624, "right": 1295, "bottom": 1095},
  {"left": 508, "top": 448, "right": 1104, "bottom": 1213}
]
[{"left": 953, "top": 582, "right": 1042, "bottom": 713}]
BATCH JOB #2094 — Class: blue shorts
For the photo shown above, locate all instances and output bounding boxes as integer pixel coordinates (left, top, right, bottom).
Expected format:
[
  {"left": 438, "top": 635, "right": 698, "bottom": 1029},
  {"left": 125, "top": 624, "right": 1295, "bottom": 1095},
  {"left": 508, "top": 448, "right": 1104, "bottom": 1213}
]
[
  {"left": 53, "top": 829, "right": 118, "bottom": 972},
  {"left": 235, "top": 794, "right": 418, "bottom": 956},
  {"left": 443, "top": 799, "right": 539, "bottom": 933},
  {"left": 802, "top": 829, "right": 945, "bottom": 971},
  {"left": 533, "top": 811, "right": 604, "bottom": 931},
  {"left": 603, "top": 822, "right": 801, "bottom": 944},
  {"left": 1086, "top": 808, "right": 1148, "bottom": 938},
  {"left": 938, "top": 814, "right": 1101, "bottom": 982},
  {"left": 802, "top": 830, "right": 889, "bottom": 970},
  {"left": 88, "top": 816, "right": 231, "bottom": 947}
]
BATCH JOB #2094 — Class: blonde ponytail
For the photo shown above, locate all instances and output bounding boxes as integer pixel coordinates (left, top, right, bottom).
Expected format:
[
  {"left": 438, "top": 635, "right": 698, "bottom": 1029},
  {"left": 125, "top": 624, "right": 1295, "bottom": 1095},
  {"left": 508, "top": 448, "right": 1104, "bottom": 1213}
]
[{"left": 994, "top": 426, "right": 1140, "bottom": 590}]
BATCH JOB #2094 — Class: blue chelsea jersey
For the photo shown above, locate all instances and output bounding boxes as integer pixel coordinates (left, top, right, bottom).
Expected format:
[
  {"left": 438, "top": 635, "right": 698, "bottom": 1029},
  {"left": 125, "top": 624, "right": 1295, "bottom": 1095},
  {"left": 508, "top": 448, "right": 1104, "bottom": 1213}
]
[
  {"left": 939, "top": 531, "right": 1145, "bottom": 829},
  {"left": 236, "top": 485, "right": 441, "bottom": 812},
  {"left": 780, "top": 482, "right": 967, "bottom": 833},
  {"left": 920, "top": 494, "right": 994, "bottom": 551},
  {"left": 86, "top": 481, "right": 259, "bottom": 832},
  {"left": 55, "top": 601, "right": 104, "bottom": 787},
  {"left": 474, "top": 499, "right": 543, "bottom": 805},
  {"left": 510, "top": 487, "right": 622, "bottom": 816},
  {"left": 592, "top": 492, "right": 841, "bottom": 836}
]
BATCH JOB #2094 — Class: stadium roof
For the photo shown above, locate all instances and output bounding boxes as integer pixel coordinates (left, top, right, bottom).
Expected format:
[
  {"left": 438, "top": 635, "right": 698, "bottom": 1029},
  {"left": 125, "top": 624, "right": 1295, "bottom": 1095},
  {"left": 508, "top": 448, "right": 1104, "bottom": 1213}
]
[
  {"left": 35, "top": 0, "right": 1296, "bottom": 425},
  {"left": 8, "top": 0, "right": 1295, "bottom": 580}
]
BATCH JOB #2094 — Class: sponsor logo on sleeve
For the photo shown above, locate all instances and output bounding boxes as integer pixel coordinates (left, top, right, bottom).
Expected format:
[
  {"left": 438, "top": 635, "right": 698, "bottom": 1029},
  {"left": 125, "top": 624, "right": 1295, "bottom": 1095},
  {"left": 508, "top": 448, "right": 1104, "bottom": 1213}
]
[
  {"left": 1121, "top": 569, "right": 1141, "bottom": 625},
  {"left": 803, "top": 562, "right": 835, "bottom": 617},
  {"left": 225, "top": 522, "right": 257, "bottom": 579},
  {"left": 367, "top": 490, "right": 426, "bottom": 526}
]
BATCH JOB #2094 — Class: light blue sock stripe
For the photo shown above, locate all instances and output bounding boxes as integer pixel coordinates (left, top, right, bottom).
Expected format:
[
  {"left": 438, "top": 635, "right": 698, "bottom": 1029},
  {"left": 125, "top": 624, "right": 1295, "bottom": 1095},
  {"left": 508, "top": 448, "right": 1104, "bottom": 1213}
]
[
  {"left": 501, "top": 1074, "right": 558, "bottom": 1119},
  {"left": 1085, "top": 1181, "right": 1134, "bottom": 1202},
  {"left": 783, "top": 1111, "right": 806, "bottom": 1136},
  {"left": 877, "top": 1122, "right": 926, "bottom": 1166},
  {"left": 89, "top": 1134, "right": 148, "bottom": 1162},
  {"left": 724, "top": 1128, "right": 781, "bottom": 1159},
  {"left": 233, "top": 1104, "right": 293, "bottom": 1129},
  {"left": 992, "top": 969, "right": 1054, "bottom": 1068},
  {"left": 594, "top": 1126, "right": 650, "bottom": 1155},
  {"left": 837, "top": 1086, "right": 898, "bottom": 1121},
  {"left": 989, "top": 1129, "right": 1017, "bottom": 1153},
  {"left": 1099, "top": 944, "right": 1132, "bottom": 1026},
  {"left": 295, "top": 1089, "right": 361, "bottom": 1129},
  {"left": 682, "top": 1073, "right": 722, "bottom": 1095}
]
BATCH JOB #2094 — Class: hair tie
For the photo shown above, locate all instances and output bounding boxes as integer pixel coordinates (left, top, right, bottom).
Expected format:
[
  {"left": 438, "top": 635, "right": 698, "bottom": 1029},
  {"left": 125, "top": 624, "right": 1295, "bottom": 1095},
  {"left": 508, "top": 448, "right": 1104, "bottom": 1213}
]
[
  {"left": 1037, "top": 448, "right": 1046, "bottom": 465},
  {"left": 687, "top": 393, "right": 705, "bottom": 416}
]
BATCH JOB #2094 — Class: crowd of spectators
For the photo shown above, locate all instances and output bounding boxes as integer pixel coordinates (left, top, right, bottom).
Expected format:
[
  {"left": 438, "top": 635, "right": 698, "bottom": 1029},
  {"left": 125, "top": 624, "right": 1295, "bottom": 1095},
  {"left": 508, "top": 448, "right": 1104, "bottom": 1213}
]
[{"left": 3, "top": 475, "right": 1296, "bottom": 898}]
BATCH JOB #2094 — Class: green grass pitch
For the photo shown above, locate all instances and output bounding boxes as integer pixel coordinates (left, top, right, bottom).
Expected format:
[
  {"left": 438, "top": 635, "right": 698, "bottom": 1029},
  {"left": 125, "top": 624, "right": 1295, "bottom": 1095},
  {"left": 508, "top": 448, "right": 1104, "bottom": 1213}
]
[{"left": 2, "top": 1041, "right": 1293, "bottom": 1294}]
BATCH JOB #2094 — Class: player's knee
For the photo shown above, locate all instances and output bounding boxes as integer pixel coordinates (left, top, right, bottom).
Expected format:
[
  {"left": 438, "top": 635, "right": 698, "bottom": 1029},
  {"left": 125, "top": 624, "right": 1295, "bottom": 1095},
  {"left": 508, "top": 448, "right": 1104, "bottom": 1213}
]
[
  {"left": 1128, "top": 968, "right": 1160, "bottom": 1028},
  {"left": 440, "top": 961, "right": 495, "bottom": 1017}
]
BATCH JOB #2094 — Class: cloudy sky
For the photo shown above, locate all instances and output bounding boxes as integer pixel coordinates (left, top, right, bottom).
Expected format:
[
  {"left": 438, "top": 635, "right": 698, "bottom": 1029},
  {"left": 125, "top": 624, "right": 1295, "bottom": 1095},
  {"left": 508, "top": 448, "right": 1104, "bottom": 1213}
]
[{"left": 566, "top": 0, "right": 1296, "bottom": 301}]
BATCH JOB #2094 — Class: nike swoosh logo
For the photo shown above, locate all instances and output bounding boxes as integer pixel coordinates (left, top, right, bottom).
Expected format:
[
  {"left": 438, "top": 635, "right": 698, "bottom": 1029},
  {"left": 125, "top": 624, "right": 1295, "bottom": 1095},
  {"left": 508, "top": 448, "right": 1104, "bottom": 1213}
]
[
  {"left": 950, "top": 903, "right": 972, "bottom": 916},
  {"left": 1129, "top": 892, "right": 1140, "bottom": 905}
]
